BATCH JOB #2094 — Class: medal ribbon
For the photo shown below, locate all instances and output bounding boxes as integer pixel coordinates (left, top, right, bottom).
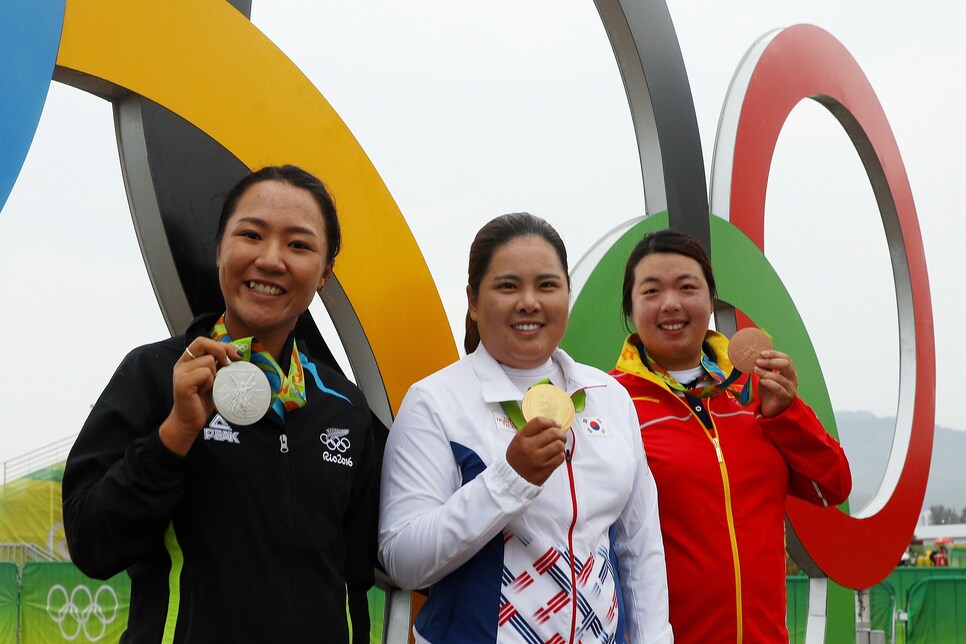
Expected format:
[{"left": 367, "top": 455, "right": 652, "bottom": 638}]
[
  {"left": 641, "top": 347, "right": 754, "bottom": 405},
  {"left": 211, "top": 315, "right": 307, "bottom": 422},
  {"left": 500, "top": 379, "right": 587, "bottom": 430}
]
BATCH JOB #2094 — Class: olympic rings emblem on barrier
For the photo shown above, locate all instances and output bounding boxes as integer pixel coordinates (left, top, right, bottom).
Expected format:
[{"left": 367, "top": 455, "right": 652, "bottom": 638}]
[{"left": 46, "top": 583, "right": 120, "bottom": 642}]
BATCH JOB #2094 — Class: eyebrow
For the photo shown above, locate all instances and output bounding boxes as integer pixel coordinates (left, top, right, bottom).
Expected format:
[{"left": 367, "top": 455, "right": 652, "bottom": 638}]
[
  {"left": 490, "top": 272, "right": 564, "bottom": 282},
  {"left": 232, "top": 215, "right": 319, "bottom": 237},
  {"left": 638, "top": 273, "right": 702, "bottom": 284}
]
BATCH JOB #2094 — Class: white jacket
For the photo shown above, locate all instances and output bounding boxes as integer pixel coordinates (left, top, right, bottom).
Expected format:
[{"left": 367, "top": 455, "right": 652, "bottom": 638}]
[{"left": 379, "top": 344, "right": 672, "bottom": 643}]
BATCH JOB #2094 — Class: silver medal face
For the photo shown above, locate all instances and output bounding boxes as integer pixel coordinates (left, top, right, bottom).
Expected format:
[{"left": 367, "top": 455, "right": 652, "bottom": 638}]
[{"left": 213, "top": 361, "right": 272, "bottom": 426}]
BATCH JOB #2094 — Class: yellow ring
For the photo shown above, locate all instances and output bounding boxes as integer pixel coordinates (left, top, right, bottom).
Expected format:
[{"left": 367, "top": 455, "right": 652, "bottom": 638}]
[{"left": 55, "top": 0, "right": 458, "bottom": 412}]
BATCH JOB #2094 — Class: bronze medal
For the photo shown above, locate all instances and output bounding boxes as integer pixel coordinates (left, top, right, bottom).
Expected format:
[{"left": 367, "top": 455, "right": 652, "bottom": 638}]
[
  {"left": 522, "top": 384, "right": 575, "bottom": 430},
  {"left": 727, "top": 327, "right": 774, "bottom": 373}
]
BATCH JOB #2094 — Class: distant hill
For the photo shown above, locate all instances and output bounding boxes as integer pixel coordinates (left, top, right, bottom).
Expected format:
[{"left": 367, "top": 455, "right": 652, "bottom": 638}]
[{"left": 834, "top": 410, "right": 966, "bottom": 513}]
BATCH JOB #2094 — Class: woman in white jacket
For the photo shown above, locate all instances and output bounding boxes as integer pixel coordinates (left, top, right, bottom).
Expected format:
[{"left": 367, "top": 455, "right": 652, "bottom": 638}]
[{"left": 379, "top": 213, "right": 673, "bottom": 643}]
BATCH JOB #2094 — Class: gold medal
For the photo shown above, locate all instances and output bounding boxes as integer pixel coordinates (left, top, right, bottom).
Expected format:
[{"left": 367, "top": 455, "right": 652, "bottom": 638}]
[
  {"left": 727, "top": 327, "right": 774, "bottom": 373},
  {"left": 522, "top": 384, "right": 575, "bottom": 430}
]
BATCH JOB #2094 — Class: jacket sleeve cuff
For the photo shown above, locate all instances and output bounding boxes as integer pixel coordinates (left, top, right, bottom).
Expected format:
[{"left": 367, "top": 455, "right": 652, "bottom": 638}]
[
  {"left": 491, "top": 459, "right": 542, "bottom": 501},
  {"left": 758, "top": 396, "right": 810, "bottom": 426},
  {"left": 131, "top": 430, "right": 188, "bottom": 479}
]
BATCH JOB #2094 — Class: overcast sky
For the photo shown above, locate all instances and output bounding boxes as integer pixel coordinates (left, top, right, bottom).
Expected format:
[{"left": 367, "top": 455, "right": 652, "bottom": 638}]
[{"left": 1, "top": 0, "right": 962, "bottom": 469}]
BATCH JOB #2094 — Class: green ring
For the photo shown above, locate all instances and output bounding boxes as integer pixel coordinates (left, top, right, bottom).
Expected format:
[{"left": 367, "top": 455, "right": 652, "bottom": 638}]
[{"left": 563, "top": 212, "right": 839, "bottom": 443}]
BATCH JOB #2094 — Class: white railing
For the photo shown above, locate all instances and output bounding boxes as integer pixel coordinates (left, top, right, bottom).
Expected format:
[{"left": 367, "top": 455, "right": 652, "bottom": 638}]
[
  {"left": 2, "top": 434, "right": 77, "bottom": 484},
  {"left": 0, "top": 543, "right": 57, "bottom": 567}
]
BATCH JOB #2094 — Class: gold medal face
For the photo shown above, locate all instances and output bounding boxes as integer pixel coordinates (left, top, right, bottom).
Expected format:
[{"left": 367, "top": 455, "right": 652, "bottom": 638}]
[
  {"left": 522, "top": 384, "right": 575, "bottom": 430},
  {"left": 727, "top": 327, "right": 774, "bottom": 373}
]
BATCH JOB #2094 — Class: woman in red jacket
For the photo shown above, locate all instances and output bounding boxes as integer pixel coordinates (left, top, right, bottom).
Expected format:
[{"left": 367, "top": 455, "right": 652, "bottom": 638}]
[{"left": 610, "top": 229, "right": 851, "bottom": 643}]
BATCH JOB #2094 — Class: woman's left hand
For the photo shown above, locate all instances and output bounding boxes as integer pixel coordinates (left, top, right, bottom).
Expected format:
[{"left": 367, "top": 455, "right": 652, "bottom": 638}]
[{"left": 755, "top": 350, "right": 798, "bottom": 417}]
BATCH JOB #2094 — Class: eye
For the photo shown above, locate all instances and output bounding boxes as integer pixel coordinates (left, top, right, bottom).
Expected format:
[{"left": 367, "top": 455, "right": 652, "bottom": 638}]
[
  {"left": 238, "top": 230, "right": 260, "bottom": 240},
  {"left": 496, "top": 281, "right": 516, "bottom": 290},
  {"left": 289, "top": 240, "right": 312, "bottom": 250},
  {"left": 540, "top": 279, "right": 561, "bottom": 290}
]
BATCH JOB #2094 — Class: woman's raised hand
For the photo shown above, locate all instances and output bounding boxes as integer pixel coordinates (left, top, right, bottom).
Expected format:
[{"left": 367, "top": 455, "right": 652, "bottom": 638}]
[
  {"left": 755, "top": 349, "right": 798, "bottom": 418},
  {"left": 506, "top": 416, "right": 567, "bottom": 486},
  {"left": 159, "top": 339, "right": 241, "bottom": 456}
]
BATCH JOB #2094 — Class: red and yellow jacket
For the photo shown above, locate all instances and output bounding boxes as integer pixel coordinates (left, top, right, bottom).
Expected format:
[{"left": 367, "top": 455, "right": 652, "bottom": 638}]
[{"left": 611, "top": 331, "right": 851, "bottom": 643}]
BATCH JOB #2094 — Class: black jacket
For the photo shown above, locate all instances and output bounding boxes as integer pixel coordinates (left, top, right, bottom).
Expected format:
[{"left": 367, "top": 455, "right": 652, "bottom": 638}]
[{"left": 63, "top": 315, "right": 376, "bottom": 643}]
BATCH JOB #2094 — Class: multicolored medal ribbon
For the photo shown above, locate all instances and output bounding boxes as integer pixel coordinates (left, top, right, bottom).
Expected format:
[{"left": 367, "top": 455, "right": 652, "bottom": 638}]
[
  {"left": 211, "top": 315, "right": 307, "bottom": 422},
  {"left": 641, "top": 348, "right": 754, "bottom": 406}
]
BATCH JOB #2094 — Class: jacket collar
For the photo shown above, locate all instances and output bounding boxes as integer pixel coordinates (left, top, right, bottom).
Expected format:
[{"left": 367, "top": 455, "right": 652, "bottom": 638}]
[
  {"left": 613, "top": 330, "right": 735, "bottom": 391},
  {"left": 185, "top": 312, "right": 298, "bottom": 371},
  {"left": 469, "top": 342, "right": 596, "bottom": 404}
]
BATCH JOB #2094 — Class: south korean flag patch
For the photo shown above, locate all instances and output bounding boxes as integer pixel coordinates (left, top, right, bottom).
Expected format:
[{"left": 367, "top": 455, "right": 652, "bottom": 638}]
[{"left": 578, "top": 417, "right": 608, "bottom": 437}]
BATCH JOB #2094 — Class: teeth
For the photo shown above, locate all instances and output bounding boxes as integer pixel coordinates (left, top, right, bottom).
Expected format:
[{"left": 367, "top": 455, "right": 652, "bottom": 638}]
[
  {"left": 249, "top": 281, "right": 283, "bottom": 295},
  {"left": 660, "top": 322, "right": 685, "bottom": 331},
  {"left": 514, "top": 323, "right": 540, "bottom": 332}
]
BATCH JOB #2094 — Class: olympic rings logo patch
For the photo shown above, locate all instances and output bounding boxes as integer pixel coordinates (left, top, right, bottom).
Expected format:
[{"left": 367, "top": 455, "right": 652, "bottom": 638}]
[
  {"left": 321, "top": 428, "right": 351, "bottom": 453},
  {"left": 46, "top": 583, "right": 120, "bottom": 642}
]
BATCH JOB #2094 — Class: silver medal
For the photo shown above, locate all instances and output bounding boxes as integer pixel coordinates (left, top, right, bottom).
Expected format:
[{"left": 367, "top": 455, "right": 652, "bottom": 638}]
[{"left": 213, "top": 361, "right": 272, "bottom": 426}]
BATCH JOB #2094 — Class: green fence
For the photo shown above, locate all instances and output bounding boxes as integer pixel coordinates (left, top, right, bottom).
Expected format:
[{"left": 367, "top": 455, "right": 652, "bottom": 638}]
[
  {"left": 787, "top": 576, "right": 808, "bottom": 643},
  {"left": 3, "top": 564, "right": 964, "bottom": 642},
  {"left": 906, "top": 576, "right": 966, "bottom": 643},
  {"left": 0, "top": 563, "right": 18, "bottom": 643},
  {"left": 876, "top": 568, "right": 966, "bottom": 644},
  {"left": 10, "top": 563, "right": 964, "bottom": 642},
  {"left": 789, "top": 567, "right": 966, "bottom": 643},
  {"left": 0, "top": 561, "right": 388, "bottom": 643},
  {"left": 20, "top": 562, "right": 130, "bottom": 643},
  {"left": 870, "top": 580, "right": 896, "bottom": 642}
]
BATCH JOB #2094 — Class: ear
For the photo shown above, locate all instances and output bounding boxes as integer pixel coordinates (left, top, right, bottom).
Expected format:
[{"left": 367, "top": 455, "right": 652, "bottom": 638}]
[
  {"left": 215, "top": 244, "right": 221, "bottom": 267},
  {"left": 466, "top": 285, "right": 479, "bottom": 322},
  {"left": 318, "top": 263, "right": 334, "bottom": 290}
]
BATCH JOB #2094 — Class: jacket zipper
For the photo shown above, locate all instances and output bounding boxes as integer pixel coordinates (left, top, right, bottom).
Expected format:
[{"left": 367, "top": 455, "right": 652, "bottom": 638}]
[
  {"left": 565, "top": 432, "right": 578, "bottom": 643},
  {"left": 279, "top": 428, "right": 294, "bottom": 640},
  {"left": 703, "top": 422, "right": 743, "bottom": 644}
]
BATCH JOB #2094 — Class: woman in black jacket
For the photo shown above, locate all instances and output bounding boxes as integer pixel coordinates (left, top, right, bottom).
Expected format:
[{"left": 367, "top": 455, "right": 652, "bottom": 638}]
[{"left": 63, "top": 165, "right": 377, "bottom": 643}]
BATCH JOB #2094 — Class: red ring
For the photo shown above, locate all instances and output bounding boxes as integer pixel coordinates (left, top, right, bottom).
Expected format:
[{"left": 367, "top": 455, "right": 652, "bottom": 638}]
[{"left": 728, "top": 24, "right": 934, "bottom": 590}]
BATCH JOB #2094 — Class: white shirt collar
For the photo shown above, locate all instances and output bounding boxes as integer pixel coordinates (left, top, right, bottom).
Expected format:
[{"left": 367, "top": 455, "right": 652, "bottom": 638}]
[{"left": 469, "top": 342, "right": 595, "bottom": 403}]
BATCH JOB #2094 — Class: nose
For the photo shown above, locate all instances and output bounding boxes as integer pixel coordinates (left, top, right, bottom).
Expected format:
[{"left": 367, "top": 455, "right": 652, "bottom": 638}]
[
  {"left": 254, "top": 240, "right": 285, "bottom": 272},
  {"left": 517, "top": 285, "right": 540, "bottom": 312},
  {"left": 659, "top": 290, "right": 681, "bottom": 312}
]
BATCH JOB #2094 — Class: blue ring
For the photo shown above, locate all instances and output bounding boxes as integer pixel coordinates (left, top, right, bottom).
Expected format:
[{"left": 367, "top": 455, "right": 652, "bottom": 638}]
[{"left": 0, "top": 0, "right": 66, "bottom": 212}]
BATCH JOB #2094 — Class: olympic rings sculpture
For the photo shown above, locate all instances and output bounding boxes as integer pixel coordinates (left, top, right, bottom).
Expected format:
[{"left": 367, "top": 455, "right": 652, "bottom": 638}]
[
  {"left": 0, "top": 1, "right": 933, "bottom": 640},
  {"left": 46, "top": 583, "right": 120, "bottom": 642}
]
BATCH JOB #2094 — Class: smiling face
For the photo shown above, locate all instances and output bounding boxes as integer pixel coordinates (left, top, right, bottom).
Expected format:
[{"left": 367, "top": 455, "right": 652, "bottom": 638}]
[
  {"left": 216, "top": 180, "right": 331, "bottom": 356},
  {"left": 630, "top": 252, "right": 714, "bottom": 371},
  {"left": 468, "top": 236, "right": 570, "bottom": 369}
]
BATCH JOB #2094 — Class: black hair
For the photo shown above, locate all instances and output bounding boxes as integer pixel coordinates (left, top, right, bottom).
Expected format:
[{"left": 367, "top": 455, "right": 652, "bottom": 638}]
[
  {"left": 621, "top": 228, "right": 716, "bottom": 320},
  {"left": 464, "top": 212, "right": 569, "bottom": 354},
  {"left": 216, "top": 164, "right": 341, "bottom": 265}
]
